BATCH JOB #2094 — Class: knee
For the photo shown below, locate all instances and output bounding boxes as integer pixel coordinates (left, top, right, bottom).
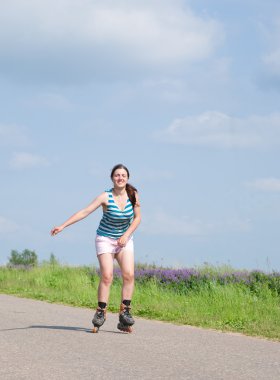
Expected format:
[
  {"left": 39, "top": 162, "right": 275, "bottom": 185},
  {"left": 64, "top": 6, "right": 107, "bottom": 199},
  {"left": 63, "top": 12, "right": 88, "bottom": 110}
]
[
  {"left": 122, "top": 271, "right": 134, "bottom": 283},
  {"left": 101, "top": 272, "right": 113, "bottom": 286}
]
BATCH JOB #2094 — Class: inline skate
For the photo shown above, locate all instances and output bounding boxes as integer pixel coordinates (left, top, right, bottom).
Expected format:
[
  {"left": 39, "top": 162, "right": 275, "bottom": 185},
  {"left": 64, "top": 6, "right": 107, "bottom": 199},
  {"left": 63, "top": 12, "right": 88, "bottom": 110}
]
[
  {"left": 117, "top": 303, "right": 135, "bottom": 333},
  {"left": 92, "top": 306, "right": 107, "bottom": 333}
]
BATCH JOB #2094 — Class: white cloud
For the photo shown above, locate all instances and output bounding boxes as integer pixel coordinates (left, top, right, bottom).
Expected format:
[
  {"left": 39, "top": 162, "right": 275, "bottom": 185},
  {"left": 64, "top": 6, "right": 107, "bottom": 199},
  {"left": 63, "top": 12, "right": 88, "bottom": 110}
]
[
  {"left": 0, "top": 124, "right": 29, "bottom": 146},
  {"left": 10, "top": 152, "right": 50, "bottom": 169},
  {"left": 246, "top": 178, "right": 280, "bottom": 192},
  {"left": 156, "top": 111, "right": 280, "bottom": 149},
  {"left": 0, "top": 216, "right": 19, "bottom": 234},
  {"left": 140, "top": 56, "right": 231, "bottom": 104},
  {"left": 262, "top": 18, "right": 280, "bottom": 79},
  {"left": 264, "top": 50, "right": 280, "bottom": 77},
  {"left": 0, "top": 1, "right": 224, "bottom": 82},
  {"left": 223, "top": 217, "right": 252, "bottom": 233},
  {"left": 26, "top": 92, "right": 72, "bottom": 110},
  {"left": 86, "top": 2, "right": 222, "bottom": 65},
  {"left": 140, "top": 210, "right": 252, "bottom": 237},
  {"left": 142, "top": 78, "right": 187, "bottom": 103},
  {"left": 135, "top": 169, "right": 174, "bottom": 183},
  {"left": 140, "top": 210, "right": 204, "bottom": 236},
  {"left": 141, "top": 210, "right": 252, "bottom": 237}
]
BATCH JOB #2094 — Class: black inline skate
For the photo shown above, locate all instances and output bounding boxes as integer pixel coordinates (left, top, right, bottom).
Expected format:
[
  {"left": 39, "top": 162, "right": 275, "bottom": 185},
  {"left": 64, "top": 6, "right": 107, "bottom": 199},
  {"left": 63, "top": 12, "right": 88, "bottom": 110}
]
[
  {"left": 92, "top": 306, "right": 107, "bottom": 333},
  {"left": 117, "top": 303, "right": 135, "bottom": 333}
]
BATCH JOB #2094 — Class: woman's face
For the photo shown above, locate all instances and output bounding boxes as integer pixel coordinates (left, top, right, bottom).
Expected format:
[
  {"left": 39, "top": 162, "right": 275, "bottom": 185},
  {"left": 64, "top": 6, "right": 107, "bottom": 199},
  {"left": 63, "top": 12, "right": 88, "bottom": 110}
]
[{"left": 112, "top": 168, "right": 129, "bottom": 188}]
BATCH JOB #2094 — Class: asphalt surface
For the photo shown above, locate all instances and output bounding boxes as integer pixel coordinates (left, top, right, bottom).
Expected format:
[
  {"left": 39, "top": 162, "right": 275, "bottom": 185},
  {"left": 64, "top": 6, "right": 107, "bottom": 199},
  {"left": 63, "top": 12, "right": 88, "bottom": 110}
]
[{"left": 0, "top": 294, "right": 280, "bottom": 380}]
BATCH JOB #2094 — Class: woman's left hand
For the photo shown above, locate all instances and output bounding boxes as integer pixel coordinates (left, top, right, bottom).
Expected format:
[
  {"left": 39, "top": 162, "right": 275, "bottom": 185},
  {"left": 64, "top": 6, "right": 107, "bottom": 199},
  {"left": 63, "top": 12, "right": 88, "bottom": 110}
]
[{"left": 117, "top": 235, "right": 128, "bottom": 247}]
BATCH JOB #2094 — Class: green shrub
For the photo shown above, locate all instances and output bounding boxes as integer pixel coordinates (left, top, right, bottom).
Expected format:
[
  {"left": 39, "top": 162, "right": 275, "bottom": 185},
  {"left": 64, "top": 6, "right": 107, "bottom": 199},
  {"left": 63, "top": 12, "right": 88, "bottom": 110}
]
[{"left": 8, "top": 249, "right": 38, "bottom": 268}]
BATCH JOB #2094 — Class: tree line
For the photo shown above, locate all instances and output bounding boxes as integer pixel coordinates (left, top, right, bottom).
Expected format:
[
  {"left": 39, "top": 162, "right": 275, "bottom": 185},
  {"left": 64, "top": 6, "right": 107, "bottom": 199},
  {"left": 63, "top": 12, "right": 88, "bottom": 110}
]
[{"left": 7, "top": 249, "right": 58, "bottom": 267}]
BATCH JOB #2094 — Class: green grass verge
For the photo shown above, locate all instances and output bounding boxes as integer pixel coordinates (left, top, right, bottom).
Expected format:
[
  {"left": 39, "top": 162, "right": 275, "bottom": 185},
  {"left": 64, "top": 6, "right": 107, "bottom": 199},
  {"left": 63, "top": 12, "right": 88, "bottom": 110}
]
[{"left": 0, "top": 265, "right": 279, "bottom": 340}]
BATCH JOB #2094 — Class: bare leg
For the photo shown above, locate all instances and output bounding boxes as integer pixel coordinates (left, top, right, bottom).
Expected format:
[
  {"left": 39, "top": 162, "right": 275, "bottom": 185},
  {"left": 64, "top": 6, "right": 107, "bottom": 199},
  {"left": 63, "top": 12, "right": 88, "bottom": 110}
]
[
  {"left": 97, "top": 253, "right": 114, "bottom": 303},
  {"left": 115, "top": 249, "right": 135, "bottom": 301}
]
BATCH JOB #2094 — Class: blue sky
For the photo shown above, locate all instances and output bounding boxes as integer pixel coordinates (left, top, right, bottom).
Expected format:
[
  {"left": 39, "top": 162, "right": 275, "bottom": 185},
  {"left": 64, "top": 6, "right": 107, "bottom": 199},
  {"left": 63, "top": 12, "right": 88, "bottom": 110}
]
[{"left": 1, "top": 0, "right": 280, "bottom": 270}]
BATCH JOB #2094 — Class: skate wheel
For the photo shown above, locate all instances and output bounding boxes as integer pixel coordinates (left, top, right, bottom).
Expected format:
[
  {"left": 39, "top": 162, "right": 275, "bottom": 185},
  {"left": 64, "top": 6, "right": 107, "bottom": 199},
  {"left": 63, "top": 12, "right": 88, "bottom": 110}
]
[
  {"left": 117, "top": 323, "right": 133, "bottom": 333},
  {"left": 92, "top": 326, "right": 99, "bottom": 333}
]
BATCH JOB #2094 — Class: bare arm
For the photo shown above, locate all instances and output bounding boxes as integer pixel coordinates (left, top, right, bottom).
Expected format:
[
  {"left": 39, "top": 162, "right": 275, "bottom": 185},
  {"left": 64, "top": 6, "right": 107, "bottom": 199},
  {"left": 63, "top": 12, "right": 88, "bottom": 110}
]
[
  {"left": 51, "top": 192, "right": 107, "bottom": 236},
  {"left": 118, "top": 192, "right": 141, "bottom": 246}
]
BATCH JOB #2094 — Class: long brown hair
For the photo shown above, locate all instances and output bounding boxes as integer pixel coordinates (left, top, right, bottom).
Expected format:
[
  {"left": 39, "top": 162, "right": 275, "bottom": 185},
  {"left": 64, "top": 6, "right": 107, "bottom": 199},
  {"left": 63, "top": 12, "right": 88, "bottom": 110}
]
[{"left": 110, "top": 164, "right": 138, "bottom": 207}]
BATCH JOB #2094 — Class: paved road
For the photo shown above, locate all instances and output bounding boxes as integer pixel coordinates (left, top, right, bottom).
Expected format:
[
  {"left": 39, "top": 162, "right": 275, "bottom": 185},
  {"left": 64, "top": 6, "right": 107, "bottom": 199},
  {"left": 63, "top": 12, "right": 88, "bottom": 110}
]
[{"left": 0, "top": 294, "right": 280, "bottom": 380}]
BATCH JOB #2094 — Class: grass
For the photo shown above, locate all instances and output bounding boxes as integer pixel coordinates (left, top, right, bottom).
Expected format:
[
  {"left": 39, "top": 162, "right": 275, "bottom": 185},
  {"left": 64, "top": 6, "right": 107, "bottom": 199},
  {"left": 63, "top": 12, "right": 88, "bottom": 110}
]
[{"left": 0, "top": 264, "right": 279, "bottom": 340}]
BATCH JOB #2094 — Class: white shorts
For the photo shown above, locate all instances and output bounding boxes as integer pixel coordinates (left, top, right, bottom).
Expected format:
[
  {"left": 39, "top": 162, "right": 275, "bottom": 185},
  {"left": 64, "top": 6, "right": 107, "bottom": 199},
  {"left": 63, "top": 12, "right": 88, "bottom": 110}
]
[{"left": 95, "top": 235, "right": 134, "bottom": 256}]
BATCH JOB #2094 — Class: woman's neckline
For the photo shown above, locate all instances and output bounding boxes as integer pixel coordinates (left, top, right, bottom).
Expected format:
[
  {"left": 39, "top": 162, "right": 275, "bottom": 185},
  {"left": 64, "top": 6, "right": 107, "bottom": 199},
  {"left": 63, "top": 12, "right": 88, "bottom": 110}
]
[{"left": 111, "top": 188, "right": 129, "bottom": 212}]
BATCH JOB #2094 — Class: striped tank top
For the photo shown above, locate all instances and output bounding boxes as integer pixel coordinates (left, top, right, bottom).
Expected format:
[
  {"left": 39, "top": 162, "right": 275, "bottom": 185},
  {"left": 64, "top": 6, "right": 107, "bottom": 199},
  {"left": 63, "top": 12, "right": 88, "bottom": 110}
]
[{"left": 96, "top": 189, "right": 134, "bottom": 239}]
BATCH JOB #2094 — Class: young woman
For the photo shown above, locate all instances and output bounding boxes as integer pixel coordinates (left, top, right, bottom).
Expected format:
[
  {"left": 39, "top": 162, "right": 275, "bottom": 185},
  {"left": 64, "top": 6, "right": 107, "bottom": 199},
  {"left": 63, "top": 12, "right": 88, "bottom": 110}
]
[{"left": 51, "top": 164, "right": 141, "bottom": 333}]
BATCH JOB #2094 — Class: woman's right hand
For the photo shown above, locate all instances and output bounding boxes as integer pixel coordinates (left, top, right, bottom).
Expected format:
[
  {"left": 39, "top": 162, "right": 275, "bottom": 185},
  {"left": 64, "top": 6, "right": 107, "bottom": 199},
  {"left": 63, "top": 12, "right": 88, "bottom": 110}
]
[{"left": 50, "top": 226, "right": 64, "bottom": 236}]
